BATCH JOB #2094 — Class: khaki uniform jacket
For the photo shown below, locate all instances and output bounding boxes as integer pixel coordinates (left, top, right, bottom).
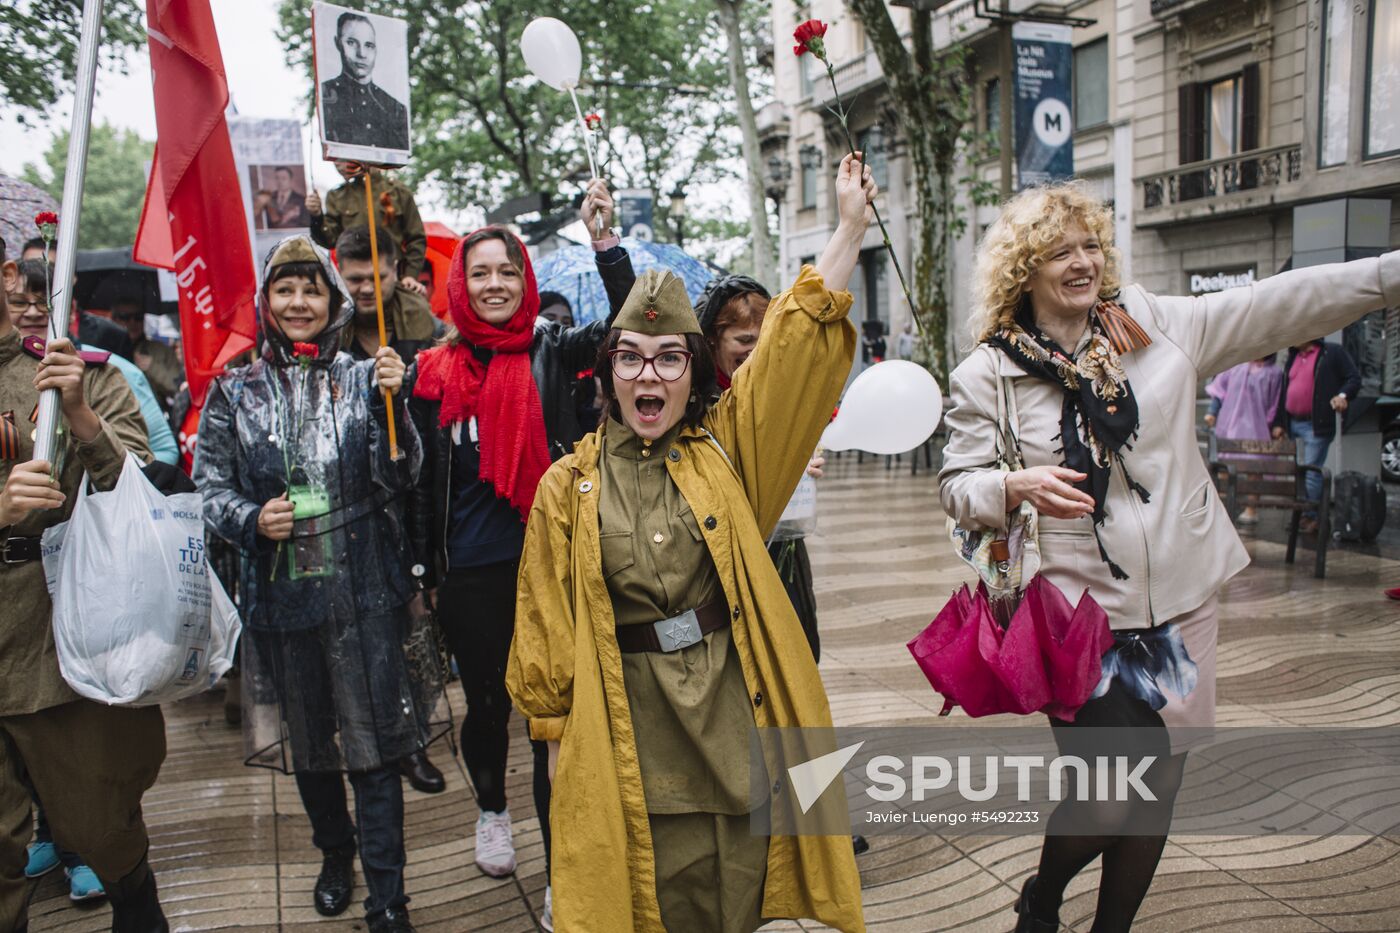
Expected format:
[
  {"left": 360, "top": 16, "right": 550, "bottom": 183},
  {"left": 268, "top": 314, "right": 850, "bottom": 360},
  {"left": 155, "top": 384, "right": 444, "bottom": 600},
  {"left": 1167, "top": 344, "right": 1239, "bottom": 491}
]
[
  {"left": 507, "top": 267, "right": 866, "bottom": 933},
  {"left": 311, "top": 172, "right": 427, "bottom": 278},
  {"left": 940, "top": 254, "right": 1400, "bottom": 629},
  {"left": 0, "top": 330, "right": 152, "bottom": 715}
]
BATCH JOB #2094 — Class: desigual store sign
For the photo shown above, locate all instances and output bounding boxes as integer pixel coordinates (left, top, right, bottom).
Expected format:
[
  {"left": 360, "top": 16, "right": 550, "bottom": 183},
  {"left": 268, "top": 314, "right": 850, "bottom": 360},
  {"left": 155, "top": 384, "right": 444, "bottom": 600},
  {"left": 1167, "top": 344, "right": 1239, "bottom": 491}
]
[{"left": 1188, "top": 266, "right": 1257, "bottom": 295}]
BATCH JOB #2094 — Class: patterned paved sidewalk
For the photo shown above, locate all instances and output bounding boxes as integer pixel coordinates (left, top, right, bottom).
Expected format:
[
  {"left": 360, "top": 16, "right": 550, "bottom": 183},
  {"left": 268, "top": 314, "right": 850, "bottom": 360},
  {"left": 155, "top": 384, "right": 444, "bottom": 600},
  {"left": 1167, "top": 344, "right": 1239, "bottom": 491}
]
[{"left": 24, "top": 456, "right": 1400, "bottom": 932}]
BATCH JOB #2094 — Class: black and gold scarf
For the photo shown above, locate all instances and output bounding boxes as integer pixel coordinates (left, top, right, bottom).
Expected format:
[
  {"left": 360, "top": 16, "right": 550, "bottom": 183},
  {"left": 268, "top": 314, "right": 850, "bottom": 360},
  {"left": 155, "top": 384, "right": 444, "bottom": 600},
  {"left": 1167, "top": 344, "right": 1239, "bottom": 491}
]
[{"left": 988, "top": 298, "right": 1153, "bottom": 579}]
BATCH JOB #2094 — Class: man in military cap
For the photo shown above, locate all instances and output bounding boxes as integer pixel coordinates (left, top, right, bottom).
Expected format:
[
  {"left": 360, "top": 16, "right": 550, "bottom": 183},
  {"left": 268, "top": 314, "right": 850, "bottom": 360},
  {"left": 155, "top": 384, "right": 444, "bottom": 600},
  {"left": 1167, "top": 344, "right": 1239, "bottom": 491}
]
[
  {"left": 309, "top": 162, "right": 427, "bottom": 295},
  {"left": 320, "top": 11, "right": 410, "bottom": 152},
  {"left": 0, "top": 240, "right": 169, "bottom": 930}
]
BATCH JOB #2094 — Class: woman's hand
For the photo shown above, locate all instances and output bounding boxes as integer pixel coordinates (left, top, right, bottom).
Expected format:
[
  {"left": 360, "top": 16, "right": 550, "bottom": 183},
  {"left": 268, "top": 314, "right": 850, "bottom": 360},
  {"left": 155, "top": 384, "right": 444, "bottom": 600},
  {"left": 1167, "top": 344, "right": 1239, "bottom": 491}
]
[
  {"left": 375, "top": 346, "right": 405, "bottom": 393},
  {"left": 257, "top": 494, "right": 295, "bottom": 542},
  {"left": 34, "top": 338, "right": 100, "bottom": 442},
  {"left": 805, "top": 455, "right": 826, "bottom": 479},
  {"left": 1271, "top": 426, "right": 1285, "bottom": 440},
  {"left": 1004, "top": 465, "right": 1095, "bottom": 520},
  {"left": 816, "top": 153, "right": 877, "bottom": 293},
  {"left": 581, "top": 178, "right": 614, "bottom": 239},
  {"left": 547, "top": 740, "right": 559, "bottom": 782},
  {"left": 1203, "top": 414, "right": 1216, "bottom": 430},
  {"left": 0, "top": 460, "right": 64, "bottom": 526},
  {"left": 305, "top": 190, "right": 322, "bottom": 217},
  {"left": 835, "top": 151, "right": 877, "bottom": 229}
]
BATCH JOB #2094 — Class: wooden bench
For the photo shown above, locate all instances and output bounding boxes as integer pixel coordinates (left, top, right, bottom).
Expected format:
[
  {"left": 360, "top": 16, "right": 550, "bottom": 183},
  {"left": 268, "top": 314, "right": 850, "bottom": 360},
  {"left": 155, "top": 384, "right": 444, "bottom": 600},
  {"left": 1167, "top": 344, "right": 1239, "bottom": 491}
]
[{"left": 1208, "top": 434, "right": 1332, "bottom": 578}]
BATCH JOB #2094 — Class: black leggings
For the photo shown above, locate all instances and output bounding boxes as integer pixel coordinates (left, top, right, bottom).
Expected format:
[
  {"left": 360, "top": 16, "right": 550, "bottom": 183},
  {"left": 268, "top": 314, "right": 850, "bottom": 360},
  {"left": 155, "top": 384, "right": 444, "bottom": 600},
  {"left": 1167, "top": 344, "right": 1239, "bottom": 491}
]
[
  {"left": 436, "top": 560, "right": 549, "bottom": 869},
  {"left": 1028, "top": 680, "right": 1188, "bottom": 933}
]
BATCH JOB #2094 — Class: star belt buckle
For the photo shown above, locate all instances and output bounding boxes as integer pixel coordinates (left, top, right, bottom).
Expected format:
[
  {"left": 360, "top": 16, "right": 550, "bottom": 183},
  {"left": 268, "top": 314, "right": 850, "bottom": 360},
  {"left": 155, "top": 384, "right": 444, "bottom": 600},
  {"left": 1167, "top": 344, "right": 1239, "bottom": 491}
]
[{"left": 654, "top": 608, "right": 701, "bottom": 652}]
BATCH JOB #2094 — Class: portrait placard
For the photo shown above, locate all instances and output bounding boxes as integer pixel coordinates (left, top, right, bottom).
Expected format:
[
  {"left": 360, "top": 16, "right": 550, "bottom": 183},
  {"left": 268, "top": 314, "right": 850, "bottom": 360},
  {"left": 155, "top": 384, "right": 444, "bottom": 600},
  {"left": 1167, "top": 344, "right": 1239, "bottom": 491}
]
[{"left": 312, "top": 2, "right": 412, "bottom": 166}]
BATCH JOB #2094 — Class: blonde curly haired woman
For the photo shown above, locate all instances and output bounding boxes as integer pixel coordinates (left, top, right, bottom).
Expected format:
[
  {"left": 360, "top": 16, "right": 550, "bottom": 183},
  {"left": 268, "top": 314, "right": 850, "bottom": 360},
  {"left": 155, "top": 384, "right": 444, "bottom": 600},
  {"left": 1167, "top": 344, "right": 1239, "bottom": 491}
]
[{"left": 939, "top": 183, "right": 1398, "bottom": 932}]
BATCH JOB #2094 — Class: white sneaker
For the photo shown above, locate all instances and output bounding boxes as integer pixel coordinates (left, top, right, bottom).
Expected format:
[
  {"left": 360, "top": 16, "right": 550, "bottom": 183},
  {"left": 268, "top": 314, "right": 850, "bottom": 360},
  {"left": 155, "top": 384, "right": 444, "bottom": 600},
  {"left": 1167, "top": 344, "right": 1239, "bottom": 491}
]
[
  {"left": 474, "top": 808, "right": 517, "bottom": 877},
  {"left": 541, "top": 884, "right": 554, "bottom": 932}
]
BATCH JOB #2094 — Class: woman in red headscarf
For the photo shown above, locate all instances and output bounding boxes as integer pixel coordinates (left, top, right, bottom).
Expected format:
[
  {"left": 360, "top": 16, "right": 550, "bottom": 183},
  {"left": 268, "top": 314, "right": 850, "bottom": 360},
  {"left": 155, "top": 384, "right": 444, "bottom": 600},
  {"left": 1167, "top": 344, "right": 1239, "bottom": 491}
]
[{"left": 404, "top": 181, "right": 633, "bottom": 905}]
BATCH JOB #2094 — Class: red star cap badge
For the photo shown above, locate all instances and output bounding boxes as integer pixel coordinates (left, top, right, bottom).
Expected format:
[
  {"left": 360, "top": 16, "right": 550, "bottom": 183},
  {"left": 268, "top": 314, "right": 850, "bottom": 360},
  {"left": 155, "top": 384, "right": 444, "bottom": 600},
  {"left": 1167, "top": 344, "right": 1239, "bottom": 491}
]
[{"left": 645, "top": 307, "right": 659, "bottom": 321}]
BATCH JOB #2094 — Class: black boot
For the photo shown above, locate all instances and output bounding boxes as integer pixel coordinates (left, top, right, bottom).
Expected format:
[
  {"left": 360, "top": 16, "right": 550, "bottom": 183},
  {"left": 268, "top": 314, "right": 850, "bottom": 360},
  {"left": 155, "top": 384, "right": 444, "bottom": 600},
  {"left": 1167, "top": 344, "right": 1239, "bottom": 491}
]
[
  {"left": 398, "top": 750, "right": 446, "bottom": 794},
  {"left": 1012, "top": 875, "right": 1059, "bottom": 932},
  {"left": 313, "top": 841, "right": 357, "bottom": 916},
  {"left": 107, "top": 859, "right": 169, "bottom": 933},
  {"left": 852, "top": 834, "right": 870, "bottom": 855},
  {"left": 368, "top": 906, "right": 416, "bottom": 933}
]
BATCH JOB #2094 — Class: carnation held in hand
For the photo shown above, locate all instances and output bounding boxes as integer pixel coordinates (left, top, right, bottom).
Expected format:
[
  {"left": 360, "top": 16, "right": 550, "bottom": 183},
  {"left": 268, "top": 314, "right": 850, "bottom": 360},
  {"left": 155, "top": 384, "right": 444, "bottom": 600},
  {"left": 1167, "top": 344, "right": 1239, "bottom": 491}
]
[{"left": 793, "top": 18, "right": 828, "bottom": 59}]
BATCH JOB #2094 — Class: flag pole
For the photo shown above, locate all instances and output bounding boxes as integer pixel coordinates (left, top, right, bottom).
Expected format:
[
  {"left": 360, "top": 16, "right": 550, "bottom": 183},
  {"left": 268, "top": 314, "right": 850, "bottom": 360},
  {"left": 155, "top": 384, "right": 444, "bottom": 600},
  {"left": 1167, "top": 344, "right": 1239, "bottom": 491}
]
[
  {"left": 362, "top": 168, "right": 402, "bottom": 460},
  {"left": 34, "top": 0, "right": 105, "bottom": 464}
]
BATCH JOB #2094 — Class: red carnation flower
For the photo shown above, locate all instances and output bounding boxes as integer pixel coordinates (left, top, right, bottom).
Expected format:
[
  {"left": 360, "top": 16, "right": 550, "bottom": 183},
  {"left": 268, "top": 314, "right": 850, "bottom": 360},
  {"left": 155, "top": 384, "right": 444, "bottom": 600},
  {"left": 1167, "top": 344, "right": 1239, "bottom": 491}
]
[
  {"left": 584, "top": 112, "right": 603, "bottom": 131},
  {"left": 292, "top": 342, "right": 320, "bottom": 359},
  {"left": 793, "top": 19, "right": 828, "bottom": 59},
  {"left": 34, "top": 212, "right": 58, "bottom": 240}
]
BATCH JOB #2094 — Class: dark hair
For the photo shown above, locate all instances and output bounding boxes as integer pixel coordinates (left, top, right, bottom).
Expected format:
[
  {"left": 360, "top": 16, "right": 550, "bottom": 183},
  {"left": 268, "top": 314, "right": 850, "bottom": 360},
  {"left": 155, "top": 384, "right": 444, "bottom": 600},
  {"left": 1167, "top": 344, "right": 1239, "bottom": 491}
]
[
  {"left": 695, "top": 274, "right": 771, "bottom": 336},
  {"left": 461, "top": 226, "right": 525, "bottom": 272},
  {"left": 274, "top": 166, "right": 293, "bottom": 177},
  {"left": 336, "top": 224, "right": 398, "bottom": 265},
  {"left": 336, "top": 11, "right": 373, "bottom": 38},
  {"left": 594, "top": 329, "right": 716, "bottom": 429},
  {"left": 21, "top": 237, "right": 48, "bottom": 257},
  {"left": 16, "top": 258, "right": 49, "bottom": 296},
  {"left": 539, "top": 291, "right": 571, "bottom": 314}
]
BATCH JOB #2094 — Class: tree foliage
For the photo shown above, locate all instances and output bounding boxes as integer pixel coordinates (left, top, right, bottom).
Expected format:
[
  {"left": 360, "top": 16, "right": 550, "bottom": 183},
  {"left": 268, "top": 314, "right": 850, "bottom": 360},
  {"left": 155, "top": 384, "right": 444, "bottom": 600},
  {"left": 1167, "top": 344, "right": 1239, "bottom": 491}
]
[
  {"left": 843, "top": 1, "right": 996, "bottom": 385},
  {"left": 21, "top": 122, "right": 154, "bottom": 250},
  {"left": 276, "top": 0, "right": 744, "bottom": 229},
  {"left": 0, "top": 1, "right": 146, "bottom": 125}
]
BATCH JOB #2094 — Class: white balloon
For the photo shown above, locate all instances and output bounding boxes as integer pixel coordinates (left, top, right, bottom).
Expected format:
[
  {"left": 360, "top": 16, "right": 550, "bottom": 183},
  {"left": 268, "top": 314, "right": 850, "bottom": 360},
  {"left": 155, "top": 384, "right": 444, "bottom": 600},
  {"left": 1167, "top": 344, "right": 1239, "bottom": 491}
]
[
  {"left": 520, "top": 17, "right": 583, "bottom": 91},
  {"left": 820, "top": 360, "right": 944, "bottom": 455}
]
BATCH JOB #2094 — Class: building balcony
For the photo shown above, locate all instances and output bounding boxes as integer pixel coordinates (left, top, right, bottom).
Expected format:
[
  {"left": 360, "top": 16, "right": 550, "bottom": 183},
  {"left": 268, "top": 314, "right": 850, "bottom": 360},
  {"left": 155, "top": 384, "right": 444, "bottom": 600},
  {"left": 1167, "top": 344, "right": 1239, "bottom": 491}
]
[
  {"left": 807, "top": 51, "right": 884, "bottom": 111},
  {"left": 1135, "top": 144, "right": 1304, "bottom": 228},
  {"left": 756, "top": 101, "right": 791, "bottom": 144}
]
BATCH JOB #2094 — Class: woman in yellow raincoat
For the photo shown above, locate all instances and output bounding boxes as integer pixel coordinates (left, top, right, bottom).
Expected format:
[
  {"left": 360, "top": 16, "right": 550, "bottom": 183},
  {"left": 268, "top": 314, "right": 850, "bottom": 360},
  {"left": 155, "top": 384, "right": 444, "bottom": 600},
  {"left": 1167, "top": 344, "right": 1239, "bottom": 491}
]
[{"left": 507, "top": 154, "right": 875, "bottom": 933}]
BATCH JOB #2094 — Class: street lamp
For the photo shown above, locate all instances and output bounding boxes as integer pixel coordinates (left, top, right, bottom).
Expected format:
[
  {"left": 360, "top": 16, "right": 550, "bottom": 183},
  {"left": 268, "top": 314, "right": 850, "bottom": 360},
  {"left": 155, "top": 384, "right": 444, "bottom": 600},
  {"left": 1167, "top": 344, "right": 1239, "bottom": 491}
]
[
  {"left": 798, "top": 144, "right": 823, "bottom": 171},
  {"left": 765, "top": 155, "right": 793, "bottom": 201},
  {"left": 669, "top": 184, "right": 687, "bottom": 249}
]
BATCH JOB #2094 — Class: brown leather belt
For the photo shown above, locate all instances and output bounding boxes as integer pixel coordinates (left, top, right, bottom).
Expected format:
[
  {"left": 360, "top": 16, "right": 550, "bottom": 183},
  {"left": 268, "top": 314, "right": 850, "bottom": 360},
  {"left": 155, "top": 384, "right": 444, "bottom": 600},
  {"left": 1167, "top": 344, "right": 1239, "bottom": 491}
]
[{"left": 615, "top": 601, "right": 730, "bottom": 653}]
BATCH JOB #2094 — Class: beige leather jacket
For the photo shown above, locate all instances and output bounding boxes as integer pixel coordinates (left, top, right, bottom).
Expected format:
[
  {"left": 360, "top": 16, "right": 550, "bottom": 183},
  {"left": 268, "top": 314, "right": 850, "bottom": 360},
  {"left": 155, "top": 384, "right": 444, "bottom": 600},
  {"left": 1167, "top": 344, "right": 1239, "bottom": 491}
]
[{"left": 940, "top": 254, "right": 1400, "bottom": 629}]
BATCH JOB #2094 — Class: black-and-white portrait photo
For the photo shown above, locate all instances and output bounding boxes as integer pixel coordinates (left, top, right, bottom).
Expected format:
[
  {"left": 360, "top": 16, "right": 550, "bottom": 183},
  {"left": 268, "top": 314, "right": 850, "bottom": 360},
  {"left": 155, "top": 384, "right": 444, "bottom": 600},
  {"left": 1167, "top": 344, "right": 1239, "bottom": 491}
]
[{"left": 313, "top": 3, "right": 412, "bottom": 164}]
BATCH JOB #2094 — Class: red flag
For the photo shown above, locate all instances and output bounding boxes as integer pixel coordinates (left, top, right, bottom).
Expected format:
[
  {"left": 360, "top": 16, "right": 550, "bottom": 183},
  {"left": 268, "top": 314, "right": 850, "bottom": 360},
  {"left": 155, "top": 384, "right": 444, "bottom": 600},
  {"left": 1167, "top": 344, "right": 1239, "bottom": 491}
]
[{"left": 134, "top": 0, "right": 256, "bottom": 471}]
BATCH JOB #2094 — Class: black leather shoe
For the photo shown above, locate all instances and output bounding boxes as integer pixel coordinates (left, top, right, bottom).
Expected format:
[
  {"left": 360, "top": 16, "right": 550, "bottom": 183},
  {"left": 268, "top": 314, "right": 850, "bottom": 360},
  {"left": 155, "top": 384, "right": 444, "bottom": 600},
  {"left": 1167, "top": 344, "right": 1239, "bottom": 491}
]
[
  {"left": 368, "top": 906, "right": 416, "bottom": 933},
  {"left": 1013, "top": 875, "right": 1059, "bottom": 932},
  {"left": 107, "top": 859, "right": 169, "bottom": 933},
  {"left": 399, "top": 750, "right": 446, "bottom": 794},
  {"left": 852, "top": 834, "right": 870, "bottom": 855},
  {"left": 313, "top": 842, "right": 356, "bottom": 917}
]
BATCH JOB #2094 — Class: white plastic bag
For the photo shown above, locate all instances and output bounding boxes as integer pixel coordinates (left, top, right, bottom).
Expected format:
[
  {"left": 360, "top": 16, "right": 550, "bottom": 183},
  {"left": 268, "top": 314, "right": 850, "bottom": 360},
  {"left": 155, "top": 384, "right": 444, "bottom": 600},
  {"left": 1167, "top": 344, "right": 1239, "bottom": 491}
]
[
  {"left": 770, "top": 473, "right": 818, "bottom": 541},
  {"left": 41, "top": 454, "right": 241, "bottom": 706}
]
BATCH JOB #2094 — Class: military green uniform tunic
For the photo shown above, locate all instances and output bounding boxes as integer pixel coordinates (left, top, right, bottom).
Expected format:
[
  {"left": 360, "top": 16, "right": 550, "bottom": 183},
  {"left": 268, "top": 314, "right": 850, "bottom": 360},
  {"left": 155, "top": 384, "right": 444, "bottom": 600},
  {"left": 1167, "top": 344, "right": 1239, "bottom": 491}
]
[
  {"left": 598, "top": 415, "right": 767, "bottom": 932},
  {"left": 0, "top": 330, "right": 152, "bottom": 715},
  {"left": 311, "top": 170, "right": 427, "bottom": 279},
  {"left": 0, "top": 329, "right": 165, "bottom": 930}
]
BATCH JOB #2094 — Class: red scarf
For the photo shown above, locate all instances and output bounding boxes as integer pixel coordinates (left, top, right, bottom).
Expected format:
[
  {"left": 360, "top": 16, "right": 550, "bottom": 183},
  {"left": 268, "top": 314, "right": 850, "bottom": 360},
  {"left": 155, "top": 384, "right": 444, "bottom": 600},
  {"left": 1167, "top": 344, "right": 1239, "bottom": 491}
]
[
  {"left": 715, "top": 365, "right": 732, "bottom": 391},
  {"left": 413, "top": 229, "right": 550, "bottom": 517}
]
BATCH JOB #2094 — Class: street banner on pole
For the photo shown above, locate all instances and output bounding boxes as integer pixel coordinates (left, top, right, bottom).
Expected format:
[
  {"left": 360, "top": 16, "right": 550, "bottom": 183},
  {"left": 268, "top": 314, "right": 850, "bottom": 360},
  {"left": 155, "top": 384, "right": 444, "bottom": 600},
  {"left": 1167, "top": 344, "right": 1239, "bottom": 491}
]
[
  {"left": 134, "top": 0, "right": 258, "bottom": 471},
  {"left": 1013, "top": 22, "right": 1074, "bottom": 189}
]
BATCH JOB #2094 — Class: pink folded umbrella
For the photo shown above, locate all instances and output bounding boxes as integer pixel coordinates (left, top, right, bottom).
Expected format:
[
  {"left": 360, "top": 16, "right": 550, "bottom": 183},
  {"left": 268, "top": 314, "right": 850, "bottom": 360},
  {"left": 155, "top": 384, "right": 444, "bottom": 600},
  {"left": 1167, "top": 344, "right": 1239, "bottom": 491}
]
[{"left": 907, "top": 575, "right": 1112, "bottom": 721}]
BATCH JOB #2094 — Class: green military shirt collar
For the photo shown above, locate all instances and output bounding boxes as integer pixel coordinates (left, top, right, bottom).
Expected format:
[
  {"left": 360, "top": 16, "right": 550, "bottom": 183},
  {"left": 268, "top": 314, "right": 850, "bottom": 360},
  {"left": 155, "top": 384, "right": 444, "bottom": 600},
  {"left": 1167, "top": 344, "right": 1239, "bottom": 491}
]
[
  {"left": 0, "top": 328, "right": 21, "bottom": 367},
  {"left": 602, "top": 414, "right": 687, "bottom": 463}
]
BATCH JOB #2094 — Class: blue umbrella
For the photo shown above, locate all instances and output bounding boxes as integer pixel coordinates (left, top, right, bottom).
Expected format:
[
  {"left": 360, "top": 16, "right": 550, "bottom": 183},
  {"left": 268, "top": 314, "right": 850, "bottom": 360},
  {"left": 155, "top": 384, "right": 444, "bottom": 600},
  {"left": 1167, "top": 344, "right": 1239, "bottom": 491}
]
[{"left": 535, "top": 237, "right": 723, "bottom": 324}]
